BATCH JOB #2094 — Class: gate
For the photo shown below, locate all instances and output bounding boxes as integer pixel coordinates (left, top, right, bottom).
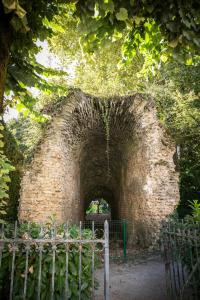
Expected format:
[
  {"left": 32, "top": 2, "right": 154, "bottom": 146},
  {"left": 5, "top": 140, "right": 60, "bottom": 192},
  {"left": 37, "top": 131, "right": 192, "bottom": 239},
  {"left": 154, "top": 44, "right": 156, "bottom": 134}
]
[
  {"left": 162, "top": 220, "right": 200, "bottom": 300},
  {"left": 83, "top": 220, "right": 127, "bottom": 261},
  {"left": 0, "top": 221, "right": 110, "bottom": 300}
]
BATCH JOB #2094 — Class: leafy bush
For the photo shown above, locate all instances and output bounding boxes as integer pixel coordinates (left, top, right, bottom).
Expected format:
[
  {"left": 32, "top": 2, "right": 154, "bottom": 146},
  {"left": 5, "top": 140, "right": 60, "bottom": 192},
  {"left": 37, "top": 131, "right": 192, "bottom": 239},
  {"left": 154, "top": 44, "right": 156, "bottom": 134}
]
[
  {"left": 3, "top": 124, "right": 23, "bottom": 221},
  {"left": 0, "top": 221, "right": 99, "bottom": 300},
  {"left": 0, "top": 120, "right": 15, "bottom": 221},
  {"left": 185, "top": 200, "right": 200, "bottom": 222}
]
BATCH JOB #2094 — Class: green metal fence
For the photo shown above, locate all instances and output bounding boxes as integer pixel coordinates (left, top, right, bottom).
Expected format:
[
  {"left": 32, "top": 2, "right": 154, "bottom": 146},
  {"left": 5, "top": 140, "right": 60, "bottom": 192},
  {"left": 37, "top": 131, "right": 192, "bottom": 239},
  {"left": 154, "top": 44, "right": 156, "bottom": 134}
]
[{"left": 83, "top": 220, "right": 128, "bottom": 261}]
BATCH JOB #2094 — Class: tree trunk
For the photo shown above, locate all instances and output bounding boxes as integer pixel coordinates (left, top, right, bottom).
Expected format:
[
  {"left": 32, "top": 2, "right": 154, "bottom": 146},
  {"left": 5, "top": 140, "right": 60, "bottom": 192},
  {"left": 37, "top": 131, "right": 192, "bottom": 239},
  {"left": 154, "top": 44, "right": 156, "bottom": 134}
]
[
  {"left": 0, "top": 3, "right": 12, "bottom": 115},
  {"left": 0, "top": 49, "right": 9, "bottom": 115}
]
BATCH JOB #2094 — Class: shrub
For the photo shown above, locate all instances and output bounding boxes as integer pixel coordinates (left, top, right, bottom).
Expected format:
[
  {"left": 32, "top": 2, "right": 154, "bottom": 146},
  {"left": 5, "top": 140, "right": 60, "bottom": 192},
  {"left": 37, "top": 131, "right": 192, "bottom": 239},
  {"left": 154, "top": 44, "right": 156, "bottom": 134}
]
[
  {"left": 185, "top": 200, "right": 200, "bottom": 222},
  {"left": 0, "top": 221, "right": 99, "bottom": 299}
]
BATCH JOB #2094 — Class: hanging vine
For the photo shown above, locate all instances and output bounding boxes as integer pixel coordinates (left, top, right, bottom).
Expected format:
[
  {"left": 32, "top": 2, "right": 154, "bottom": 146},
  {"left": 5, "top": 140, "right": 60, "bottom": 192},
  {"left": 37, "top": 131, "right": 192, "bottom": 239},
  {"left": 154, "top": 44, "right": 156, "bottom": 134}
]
[{"left": 99, "top": 101, "right": 111, "bottom": 181}]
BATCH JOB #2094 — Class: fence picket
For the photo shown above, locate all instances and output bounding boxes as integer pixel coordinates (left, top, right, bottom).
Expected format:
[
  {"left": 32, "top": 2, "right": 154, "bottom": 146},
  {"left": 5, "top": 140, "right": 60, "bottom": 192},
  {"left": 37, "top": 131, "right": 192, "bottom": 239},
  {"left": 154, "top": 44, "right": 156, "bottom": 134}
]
[{"left": 104, "top": 220, "right": 110, "bottom": 300}]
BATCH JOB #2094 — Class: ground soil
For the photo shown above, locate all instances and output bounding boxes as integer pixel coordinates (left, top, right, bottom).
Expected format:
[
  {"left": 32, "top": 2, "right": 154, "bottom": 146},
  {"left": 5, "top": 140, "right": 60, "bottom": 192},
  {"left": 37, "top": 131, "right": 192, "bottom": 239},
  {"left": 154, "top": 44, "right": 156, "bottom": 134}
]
[{"left": 95, "top": 254, "right": 168, "bottom": 300}]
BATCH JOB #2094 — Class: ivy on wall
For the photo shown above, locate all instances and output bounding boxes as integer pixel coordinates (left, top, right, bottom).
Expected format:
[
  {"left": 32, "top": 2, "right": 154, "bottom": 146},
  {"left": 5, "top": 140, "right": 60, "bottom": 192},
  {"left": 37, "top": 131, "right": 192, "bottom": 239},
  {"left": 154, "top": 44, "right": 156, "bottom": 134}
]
[
  {"left": 99, "top": 100, "right": 111, "bottom": 180},
  {"left": 0, "top": 119, "right": 15, "bottom": 221}
]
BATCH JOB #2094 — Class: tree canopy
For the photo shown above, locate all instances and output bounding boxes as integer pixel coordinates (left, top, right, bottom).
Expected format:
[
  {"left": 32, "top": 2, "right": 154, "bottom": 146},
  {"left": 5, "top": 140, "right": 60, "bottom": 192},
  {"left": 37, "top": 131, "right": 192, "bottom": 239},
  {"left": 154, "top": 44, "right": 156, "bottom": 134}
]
[
  {"left": 1, "top": 0, "right": 200, "bottom": 112},
  {"left": 1, "top": 0, "right": 200, "bottom": 220},
  {"left": 0, "top": 0, "right": 68, "bottom": 114},
  {"left": 73, "top": 0, "right": 200, "bottom": 60}
]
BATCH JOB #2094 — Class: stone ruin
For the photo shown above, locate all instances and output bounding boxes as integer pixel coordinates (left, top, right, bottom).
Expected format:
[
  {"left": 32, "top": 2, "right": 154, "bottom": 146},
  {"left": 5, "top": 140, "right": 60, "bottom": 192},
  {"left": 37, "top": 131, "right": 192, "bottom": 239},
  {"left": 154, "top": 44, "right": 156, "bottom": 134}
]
[{"left": 19, "top": 90, "right": 179, "bottom": 245}]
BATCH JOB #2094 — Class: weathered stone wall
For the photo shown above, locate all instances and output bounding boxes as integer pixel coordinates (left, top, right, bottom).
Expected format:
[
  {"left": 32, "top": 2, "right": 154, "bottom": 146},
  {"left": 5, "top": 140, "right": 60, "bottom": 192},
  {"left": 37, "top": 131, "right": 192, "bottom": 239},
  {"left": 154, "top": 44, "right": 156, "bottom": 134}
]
[
  {"left": 118, "top": 98, "right": 179, "bottom": 245},
  {"left": 19, "top": 90, "right": 179, "bottom": 245},
  {"left": 19, "top": 123, "right": 80, "bottom": 222}
]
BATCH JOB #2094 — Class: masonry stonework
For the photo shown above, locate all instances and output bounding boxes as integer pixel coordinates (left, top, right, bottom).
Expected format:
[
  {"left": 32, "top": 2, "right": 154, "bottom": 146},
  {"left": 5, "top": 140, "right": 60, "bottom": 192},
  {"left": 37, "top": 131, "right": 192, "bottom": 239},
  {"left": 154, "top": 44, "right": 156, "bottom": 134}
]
[{"left": 19, "top": 90, "right": 179, "bottom": 245}]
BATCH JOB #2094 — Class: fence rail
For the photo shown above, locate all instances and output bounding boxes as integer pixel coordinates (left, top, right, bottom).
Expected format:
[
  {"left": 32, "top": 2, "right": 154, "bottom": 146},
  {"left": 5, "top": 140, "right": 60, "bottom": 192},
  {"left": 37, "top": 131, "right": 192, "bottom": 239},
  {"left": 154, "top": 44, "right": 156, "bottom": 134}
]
[
  {"left": 162, "top": 220, "right": 200, "bottom": 300},
  {"left": 0, "top": 221, "right": 110, "bottom": 300}
]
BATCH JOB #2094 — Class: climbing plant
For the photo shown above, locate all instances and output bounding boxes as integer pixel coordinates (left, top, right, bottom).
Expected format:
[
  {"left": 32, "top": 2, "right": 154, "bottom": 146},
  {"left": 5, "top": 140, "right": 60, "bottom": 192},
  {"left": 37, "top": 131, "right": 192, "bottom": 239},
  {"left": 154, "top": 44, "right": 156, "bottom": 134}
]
[
  {"left": 0, "top": 119, "right": 15, "bottom": 221},
  {"left": 99, "top": 101, "right": 111, "bottom": 180}
]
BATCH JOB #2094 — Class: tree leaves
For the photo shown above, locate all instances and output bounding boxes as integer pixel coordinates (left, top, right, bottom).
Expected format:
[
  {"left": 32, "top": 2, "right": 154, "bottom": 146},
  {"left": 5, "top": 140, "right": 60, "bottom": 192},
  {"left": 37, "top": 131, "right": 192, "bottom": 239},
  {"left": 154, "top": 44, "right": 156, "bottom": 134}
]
[
  {"left": 2, "top": 0, "right": 199, "bottom": 118},
  {"left": 72, "top": 0, "right": 200, "bottom": 62},
  {"left": 169, "top": 38, "right": 179, "bottom": 48},
  {"left": 0, "top": 118, "right": 15, "bottom": 221},
  {"left": 5, "top": 42, "right": 68, "bottom": 118},
  {"left": 2, "top": 0, "right": 26, "bottom": 17},
  {"left": 0, "top": 0, "right": 69, "bottom": 118},
  {"left": 116, "top": 8, "right": 128, "bottom": 21},
  {"left": 154, "top": 60, "right": 200, "bottom": 216},
  {"left": 2, "top": 0, "right": 29, "bottom": 32}
]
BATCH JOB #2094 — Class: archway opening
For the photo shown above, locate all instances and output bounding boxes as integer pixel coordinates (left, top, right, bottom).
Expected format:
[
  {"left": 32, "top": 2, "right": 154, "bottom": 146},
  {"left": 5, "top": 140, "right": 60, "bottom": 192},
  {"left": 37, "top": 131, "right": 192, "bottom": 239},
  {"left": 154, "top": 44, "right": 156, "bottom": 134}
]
[
  {"left": 85, "top": 198, "right": 111, "bottom": 221},
  {"left": 82, "top": 185, "right": 118, "bottom": 220},
  {"left": 75, "top": 98, "right": 135, "bottom": 222}
]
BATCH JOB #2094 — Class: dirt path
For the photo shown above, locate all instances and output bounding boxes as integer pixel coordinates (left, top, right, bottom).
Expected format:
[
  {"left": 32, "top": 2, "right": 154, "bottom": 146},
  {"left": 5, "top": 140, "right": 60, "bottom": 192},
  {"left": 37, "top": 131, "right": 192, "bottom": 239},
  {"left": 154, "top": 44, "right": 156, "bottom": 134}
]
[{"left": 95, "top": 255, "right": 168, "bottom": 300}]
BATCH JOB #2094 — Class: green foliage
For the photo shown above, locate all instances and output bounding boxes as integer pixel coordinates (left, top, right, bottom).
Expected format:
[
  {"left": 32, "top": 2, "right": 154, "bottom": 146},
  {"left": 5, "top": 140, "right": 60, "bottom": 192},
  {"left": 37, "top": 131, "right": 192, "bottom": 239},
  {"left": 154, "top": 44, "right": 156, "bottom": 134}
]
[
  {"left": 7, "top": 114, "right": 45, "bottom": 163},
  {"left": 6, "top": 92, "right": 72, "bottom": 164},
  {"left": 1, "top": 0, "right": 68, "bottom": 115},
  {"left": 185, "top": 200, "right": 200, "bottom": 222},
  {"left": 49, "top": 15, "right": 147, "bottom": 96},
  {"left": 86, "top": 202, "right": 97, "bottom": 215},
  {"left": 0, "top": 119, "right": 15, "bottom": 221},
  {"left": 3, "top": 125, "right": 23, "bottom": 220},
  {"left": 49, "top": 2, "right": 200, "bottom": 96},
  {"left": 2, "top": 0, "right": 29, "bottom": 32},
  {"left": 73, "top": 0, "right": 200, "bottom": 62},
  {"left": 178, "top": 140, "right": 200, "bottom": 217},
  {"left": 153, "top": 60, "right": 200, "bottom": 216},
  {"left": 5, "top": 49, "right": 68, "bottom": 116},
  {"left": 100, "top": 101, "right": 111, "bottom": 179},
  {"left": 73, "top": 40, "right": 145, "bottom": 96},
  {"left": 86, "top": 199, "right": 110, "bottom": 215},
  {"left": 0, "top": 221, "right": 99, "bottom": 299},
  {"left": 1, "top": 0, "right": 200, "bottom": 114}
]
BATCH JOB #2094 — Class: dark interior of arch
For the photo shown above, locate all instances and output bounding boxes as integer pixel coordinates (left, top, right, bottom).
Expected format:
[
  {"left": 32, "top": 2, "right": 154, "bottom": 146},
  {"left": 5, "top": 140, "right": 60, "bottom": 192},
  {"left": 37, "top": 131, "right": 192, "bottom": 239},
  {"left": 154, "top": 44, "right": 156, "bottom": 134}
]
[{"left": 69, "top": 96, "right": 135, "bottom": 221}]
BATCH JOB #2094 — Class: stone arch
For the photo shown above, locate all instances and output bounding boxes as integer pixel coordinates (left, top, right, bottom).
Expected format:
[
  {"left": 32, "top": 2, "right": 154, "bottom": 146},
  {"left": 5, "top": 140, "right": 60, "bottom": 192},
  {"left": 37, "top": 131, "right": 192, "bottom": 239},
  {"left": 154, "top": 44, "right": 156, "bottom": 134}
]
[{"left": 19, "top": 90, "right": 179, "bottom": 244}]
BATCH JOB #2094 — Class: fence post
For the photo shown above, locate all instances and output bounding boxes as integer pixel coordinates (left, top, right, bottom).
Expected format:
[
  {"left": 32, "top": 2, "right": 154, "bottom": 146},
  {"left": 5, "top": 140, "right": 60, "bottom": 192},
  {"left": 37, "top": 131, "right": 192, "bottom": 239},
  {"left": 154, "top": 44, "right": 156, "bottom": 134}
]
[
  {"left": 104, "top": 220, "right": 110, "bottom": 300},
  {"left": 122, "top": 219, "right": 127, "bottom": 262}
]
